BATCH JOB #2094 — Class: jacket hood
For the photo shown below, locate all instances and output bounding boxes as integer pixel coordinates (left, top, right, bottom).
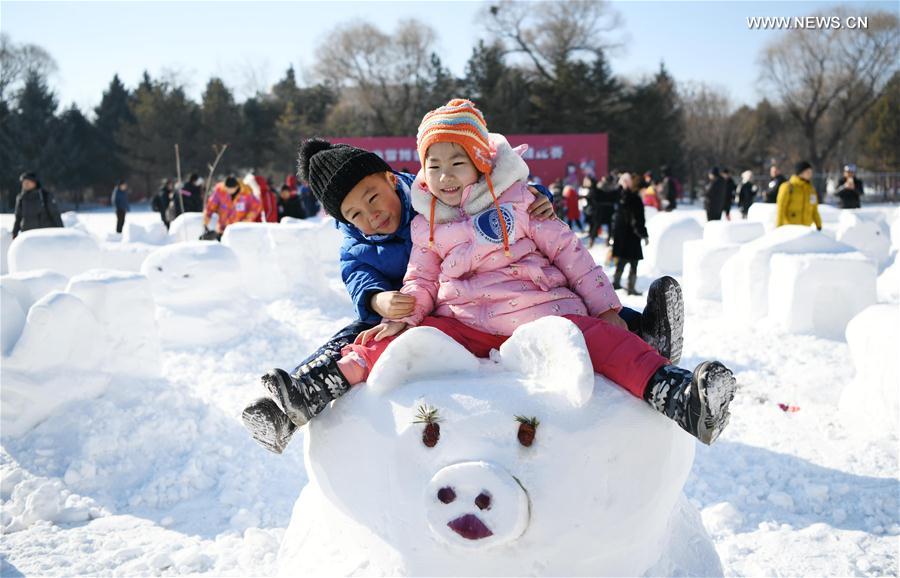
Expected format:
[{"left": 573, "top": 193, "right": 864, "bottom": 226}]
[
  {"left": 337, "top": 171, "right": 415, "bottom": 244},
  {"left": 410, "top": 133, "right": 530, "bottom": 224}
]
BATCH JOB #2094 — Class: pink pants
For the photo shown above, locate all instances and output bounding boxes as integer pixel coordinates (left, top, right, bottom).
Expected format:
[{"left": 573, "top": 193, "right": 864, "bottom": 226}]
[{"left": 342, "top": 315, "right": 668, "bottom": 399}]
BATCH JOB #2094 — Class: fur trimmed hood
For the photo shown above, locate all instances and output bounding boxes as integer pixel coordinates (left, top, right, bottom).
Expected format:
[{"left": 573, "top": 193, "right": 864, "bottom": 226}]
[{"left": 410, "top": 133, "right": 530, "bottom": 224}]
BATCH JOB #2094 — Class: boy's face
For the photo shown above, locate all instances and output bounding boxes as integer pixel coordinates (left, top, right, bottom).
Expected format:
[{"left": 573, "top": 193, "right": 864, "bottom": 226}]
[
  {"left": 340, "top": 171, "right": 402, "bottom": 236},
  {"left": 424, "top": 142, "right": 479, "bottom": 207}
]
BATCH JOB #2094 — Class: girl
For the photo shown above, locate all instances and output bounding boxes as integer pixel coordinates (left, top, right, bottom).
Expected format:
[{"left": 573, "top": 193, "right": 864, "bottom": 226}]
[{"left": 267, "top": 99, "right": 736, "bottom": 445}]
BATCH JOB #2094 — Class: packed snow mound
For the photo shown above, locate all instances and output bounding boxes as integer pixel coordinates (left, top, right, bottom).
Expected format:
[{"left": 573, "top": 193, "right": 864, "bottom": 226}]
[
  {"left": 0, "top": 284, "right": 26, "bottom": 355},
  {"left": 835, "top": 212, "right": 890, "bottom": 268},
  {"left": 889, "top": 208, "right": 900, "bottom": 254},
  {"left": 839, "top": 305, "right": 899, "bottom": 436},
  {"left": 168, "top": 212, "right": 207, "bottom": 243},
  {"left": 61, "top": 211, "right": 91, "bottom": 234},
  {"left": 877, "top": 256, "right": 899, "bottom": 302},
  {"left": 278, "top": 317, "right": 720, "bottom": 577},
  {"left": 8, "top": 228, "right": 102, "bottom": 277},
  {"left": 140, "top": 242, "right": 256, "bottom": 347},
  {"left": 122, "top": 221, "right": 169, "bottom": 245},
  {"left": 747, "top": 203, "right": 779, "bottom": 232},
  {"left": 0, "top": 269, "right": 69, "bottom": 311},
  {"left": 767, "top": 252, "right": 876, "bottom": 340},
  {"left": 0, "top": 226, "right": 10, "bottom": 274},
  {"left": 222, "top": 223, "right": 290, "bottom": 299},
  {"left": 643, "top": 212, "right": 703, "bottom": 274},
  {"left": 66, "top": 270, "right": 161, "bottom": 378},
  {"left": 721, "top": 226, "right": 857, "bottom": 325},
  {"left": 100, "top": 241, "right": 158, "bottom": 272},
  {"left": 683, "top": 222, "right": 765, "bottom": 301}
]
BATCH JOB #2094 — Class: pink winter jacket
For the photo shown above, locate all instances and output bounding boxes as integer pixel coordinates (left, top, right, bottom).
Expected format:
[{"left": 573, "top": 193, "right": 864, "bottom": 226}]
[{"left": 398, "top": 134, "right": 621, "bottom": 336}]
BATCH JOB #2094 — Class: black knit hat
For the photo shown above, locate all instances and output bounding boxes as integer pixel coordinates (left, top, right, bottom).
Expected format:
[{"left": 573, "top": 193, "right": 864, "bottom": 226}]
[
  {"left": 297, "top": 138, "right": 392, "bottom": 222},
  {"left": 794, "top": 160, "right": 812, "bottom": 175}
]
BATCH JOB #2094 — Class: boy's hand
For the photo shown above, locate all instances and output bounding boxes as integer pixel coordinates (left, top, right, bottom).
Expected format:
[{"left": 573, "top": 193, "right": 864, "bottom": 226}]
[
  {"left": 526, "top": 186, "right": 555, "bottom": 220},
  {"left": 370, "top": 291, "right": 416, "bottom": 319},
  {"left": 356, "top": 321, "right": 408, "bottom": 346},
  {"left": 597, "top": 309, "right": 628, "bottom": 330}
]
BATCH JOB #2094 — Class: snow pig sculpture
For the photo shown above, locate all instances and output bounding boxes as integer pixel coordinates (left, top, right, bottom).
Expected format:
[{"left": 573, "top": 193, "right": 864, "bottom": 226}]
[{"left": 277, "top": 317, "right": 722, "bottom": 577}]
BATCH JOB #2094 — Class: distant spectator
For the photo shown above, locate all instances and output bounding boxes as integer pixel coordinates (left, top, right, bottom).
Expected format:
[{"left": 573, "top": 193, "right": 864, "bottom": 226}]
[
  {"left": 297, "top": 180, "right": 319, "bottom": 218},
  {"left": 776, "top": 161, "right": 821, "bottom": 230},
  {"left": 245, "top": 171, "right": 278, "bottom": 223},
  {"left": 12, "top": 171, "right": 63, "bottom": 239},
  {"left": 835, "top": 164, "right": 864, "bottom": 209},
  {"left": 640, "top": 171, "right": 660, "bottom": 210},
  {"left": 180, "top": 173, "right": 205, "bottom": 213},
  {"left": 660, "top": 166, "right": 678, "bottom": 212},
  {"left": 704, "top": 167, "right": 727, "bottom": 221},
  {"left": 721, "top": 168, "right": 736, "bottom": 220},
  {"left": 562, "top": 184, "right": 582, "bottom": 231},
  {"left": 611, "top": 172, "right": 648, "bottom": 295},
  {"left": 153, "top": 179, "right": 173, "bottom": 228},
  {"left": 765, "top": 165, "right": 786, "bottom": 204},
  {"left": 111, "top": 180, "right": 130, "bottom": 233},
  {"left": 738, "top": 170, "right": 758, "bottom": 219},
  {"left": 277, "top": 184, "right": 306, "bottom": 221},
  {"left": 549, "top": 178, "right": 565, "bottom": 219},
  {"left": 204, "top": 176, "right": 261, "bottom": 235}
]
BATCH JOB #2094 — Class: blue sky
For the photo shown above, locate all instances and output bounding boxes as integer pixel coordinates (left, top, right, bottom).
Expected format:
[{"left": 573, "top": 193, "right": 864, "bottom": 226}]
[{"left": 1, "top": 0, "right": 895, "bottom": 114}]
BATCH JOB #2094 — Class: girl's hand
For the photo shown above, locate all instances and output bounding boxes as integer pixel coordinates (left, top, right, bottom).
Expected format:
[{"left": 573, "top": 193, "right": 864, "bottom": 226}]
[
  {"left": 527, "top": 187, "right": 555, "bottom": 220},
  {"left": 356, "top": 321, "right": 408, "bottom": 346},
  {"left": 370, "top": 291, "right": 416, "bottom": 319},
  {"left": 597, "top": 309, "right": 628, "bottom": 330}
]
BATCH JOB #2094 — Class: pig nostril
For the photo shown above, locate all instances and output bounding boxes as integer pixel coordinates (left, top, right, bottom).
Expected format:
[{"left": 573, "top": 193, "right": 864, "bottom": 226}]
[
  {"left": 437, "top": 487, "right": 456, "bottom": 504},
  {"left": 475, "top": 491, "right": 492, "bottom": 510}
]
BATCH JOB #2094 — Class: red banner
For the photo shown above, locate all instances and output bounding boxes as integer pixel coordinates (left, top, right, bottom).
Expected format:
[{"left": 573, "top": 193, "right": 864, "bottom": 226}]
[{"left": 327, "top": 133, "right": 608, "bottom": 186}]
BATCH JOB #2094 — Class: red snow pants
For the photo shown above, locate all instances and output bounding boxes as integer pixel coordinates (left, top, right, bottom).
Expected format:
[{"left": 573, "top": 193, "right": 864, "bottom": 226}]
[{"left": 341, "top": 314, "right": 668, "bottom": 399}]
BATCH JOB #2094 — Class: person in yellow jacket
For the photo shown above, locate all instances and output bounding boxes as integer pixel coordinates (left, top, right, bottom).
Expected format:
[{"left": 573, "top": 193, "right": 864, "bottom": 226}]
[{"left": 776, "top": 161, "right": 822, "bottom": 230}]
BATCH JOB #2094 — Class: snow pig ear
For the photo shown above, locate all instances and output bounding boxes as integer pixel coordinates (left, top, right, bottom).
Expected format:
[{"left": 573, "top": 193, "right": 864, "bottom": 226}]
[
  {"left": 496, "top": 316, "right": 594, "bottom": 407},
  {"left": 366, "top": 326, "right": 480, "bottom": 394}
]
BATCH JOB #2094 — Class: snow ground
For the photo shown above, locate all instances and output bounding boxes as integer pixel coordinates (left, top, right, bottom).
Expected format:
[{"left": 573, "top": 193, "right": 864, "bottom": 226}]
[{"left": 1, "top": 205, "right": 898, "bottom": 577}]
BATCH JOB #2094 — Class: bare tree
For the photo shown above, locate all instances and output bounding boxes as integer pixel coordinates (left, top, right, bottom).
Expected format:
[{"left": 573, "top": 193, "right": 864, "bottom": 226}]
[
  {"left": 759, "top": 7, "right": 899, "bottom": 171},
  {"left": 679, "top": 82, "right": 738, "bottom": 192},
  {"left": 0, "top": 33, "right": 58, "bottom": 102},
  {"left": 314, "top": 19, "right": 438, "bottom": 135},
  {"left": 482, "top": 0, "right": 623, "bottom": 82}
]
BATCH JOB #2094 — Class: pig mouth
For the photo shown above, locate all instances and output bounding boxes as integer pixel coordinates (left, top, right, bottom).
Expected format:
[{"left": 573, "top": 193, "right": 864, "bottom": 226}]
[{"left": 447, "top": 514, "right": 494, "bottom": 540}]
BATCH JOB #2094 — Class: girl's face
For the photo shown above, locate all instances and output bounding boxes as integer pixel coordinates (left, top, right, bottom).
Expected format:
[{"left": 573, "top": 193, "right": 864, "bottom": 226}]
[{"left": 424, "top": 142, "right": 479, "bottom": 207}]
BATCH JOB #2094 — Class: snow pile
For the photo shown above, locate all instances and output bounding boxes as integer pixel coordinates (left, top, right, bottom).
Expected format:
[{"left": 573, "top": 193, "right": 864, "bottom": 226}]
[
  {"left": 100, "top": 240, "right": 160, "bottom": 272},
  {"left": 61, "top": 211, "right": 91, "bottom": 234},
  {"left": 168, "top": 213, "right": 208, "bottom": 243},
  {"left": 8, "top": 228, "right": 102, "bottom": 277},
  {"left": 140, "top": 242, "right": 257, "bottom": 347},
  {"left": 278, "top": 317, "right": 720, "bottom": 577},
  {"left": 222, "top": 224, "right": 290, "bottom": 300},
  {"left": 122, "top": 221, "right": 169, "bottom": 245},
  {"left": 683, "top": 221, "right": 765, "bottom": 300},
  {"left": 722, "top": 224, "right": 853, "bottom": 323},
  {"left": 746, "top": 203, "right": 779, "bottom": 233},
  {"left": 839, "top": 305, "right": 899, "bottom": 436},
  {"left": 1, "top": 465, "right": 106, "bottom": 533},
  {"left": 1, "top": 270, "right": 162, "bottom": 437},
  {"left": 767, "top": 252, "right": 877, "bottom": 340},
  {"left": 643, "top": 212, "right": 703, "bottom": 274},
  {"left": 877, "top": 256, "right": 899, "bottom": 302},
  {"left": 835, "top": 212, "right": 890, "bottom": 268},
  {"left": 0, "top": 226, "right": 10, "bottom": 274},
  {"left": 889, "top": 208, "right": 900, "bottom": 254}
]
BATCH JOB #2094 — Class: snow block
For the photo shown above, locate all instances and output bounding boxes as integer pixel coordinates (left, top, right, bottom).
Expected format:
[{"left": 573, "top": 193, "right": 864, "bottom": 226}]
[
  {"left": 221, "top": 223, "right": 289, "bottom": 300},
  {"left": 66, "top": 270, "right": 161, "bottom": 378},
  {"left": 268, "top": 219, "right": 344, "bottom": 293},
  {"left": 0, "top": 269, "right": 69, "bottom": 312},
  {"left": 889, "top": 208, "right": 900, "bottom": 254},
  {"left": 168, "top": 212, "right": 207, "bottom": 243},
  {"left": 877, "top": 256, "right": 899, "bottom": 303},
  {"left": 839, "top": 305, "right": 900, "bottom": 436},
  {"left": 683, "top": 222, "right": 765, "bottom": 301},
  {"left": 835, "top": 212, "right": 890, "bottom": 268},
  {"left": 0, "top": 226, "right": 10, "bottom": 274},
  {"left": 747, "top": 203, "right": 779, "bottom": 233},
  {"left": 0, "top": 284, "right": 25, "bottom": 356},
  {"left": 8, "top": 228, "right": 102, "bottom": 277},
  {"left": 100, "top": 241, "right": 158, "bottom": 272},
  {"left": 140, "top": 242, "right": 253, "bottom": 347},
  {"left": 767, "top": 252, "right": 876, "bottom": 340},
  {"left": 122, "top": 221, "right": 169, "bottom": 245},
  {"left": 721, "top": 226, "right": 856, "bottom": 325},
  {"left": 278, "top": 318, "right": 721, "bottom": 577},
  {"left": 643, "top": 212, "right": 703, "bottom": 274}
]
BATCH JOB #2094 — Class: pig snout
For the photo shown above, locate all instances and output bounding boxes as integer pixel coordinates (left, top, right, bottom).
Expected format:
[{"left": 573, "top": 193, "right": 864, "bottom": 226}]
[{"left": 424, "top": 461, "right": 530, "bottom": 548}]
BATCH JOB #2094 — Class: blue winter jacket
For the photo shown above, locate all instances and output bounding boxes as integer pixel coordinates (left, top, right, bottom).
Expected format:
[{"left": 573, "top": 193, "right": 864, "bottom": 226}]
[
  {"left": 337, "top": 173, "right": 552, "bottom": 324},
  {"left": 111, "top": 187, "right": 130, "bottom": 211}
]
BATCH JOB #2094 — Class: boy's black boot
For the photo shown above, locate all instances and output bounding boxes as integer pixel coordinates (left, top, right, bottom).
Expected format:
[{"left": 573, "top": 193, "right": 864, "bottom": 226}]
[
  {"left": 262, "top": 353, "right": 351, "bottom": 428},
  {"left": 641, "top": 276, "right": 684, "bottom": 364},
  {"left": 241, "top": 397, "right": 297, "bottom": 454},
  {"left": 643, "top": 361, "right": 737, "bottom": 445}
]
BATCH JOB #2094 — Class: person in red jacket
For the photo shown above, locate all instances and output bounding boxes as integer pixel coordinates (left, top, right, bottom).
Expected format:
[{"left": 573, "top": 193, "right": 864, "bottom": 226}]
[
  {"left": 563, "top": 184, "right": 582, "bottom": 231},
  {"left": 244, "top": 171, "right": 279, "bottom": 223}
]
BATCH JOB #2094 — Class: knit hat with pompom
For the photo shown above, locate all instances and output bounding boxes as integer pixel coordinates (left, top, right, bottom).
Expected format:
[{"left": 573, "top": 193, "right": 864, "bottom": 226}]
[{"left": 297, "top": 138, "right": 391, "bottom": 222}]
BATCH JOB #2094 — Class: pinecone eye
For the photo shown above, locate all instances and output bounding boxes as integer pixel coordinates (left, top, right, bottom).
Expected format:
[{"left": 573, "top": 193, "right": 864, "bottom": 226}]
[
  {"left": 413, "top": 404, "right": 442, "bottom": 448},
  {"left": 515, "top": 415, "right": 540, "bottom": 447}
]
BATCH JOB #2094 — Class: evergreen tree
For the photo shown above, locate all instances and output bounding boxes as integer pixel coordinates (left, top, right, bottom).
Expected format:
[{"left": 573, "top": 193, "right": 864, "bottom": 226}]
[
  {"left": 239, "top": 96, "right": 279, "bottom": 172},
  {"left": 8, "top": 70, "right": 59, "bottom": 186},
  {"left": 463, "top": 40, "right": 533, "bottom": 134},
  {"left": 0, "top": 99, "right": 22, "bottom": 210},
  {"left": 860, "top": 71, "right": 900, "bottom": 172},
  {"left": 93, "top": 74, "right": 133, "bottom": 197},
  {"left": 51, "top": 105, "right": 101, "bottom": 204},
  {"left": 199, "top": 77, "right": 241, "bottom": 175}
]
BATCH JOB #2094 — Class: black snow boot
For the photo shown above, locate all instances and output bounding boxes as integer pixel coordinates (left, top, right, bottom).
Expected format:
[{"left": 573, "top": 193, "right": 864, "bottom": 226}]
[
  {"left": 641, "top": 276, "right": 684, "bottom": 364},
  {"left": 643, "top": 361, "right": 737, "bottom": 445},
  {"left": 626, "top": 264, "right": 642, "bottom": 296},
  {"left": 262, "top": 353, "right": 351, "bottom": 428},
  {"left": 242, "top": 397, "right": 297, "bottom": 455}
]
